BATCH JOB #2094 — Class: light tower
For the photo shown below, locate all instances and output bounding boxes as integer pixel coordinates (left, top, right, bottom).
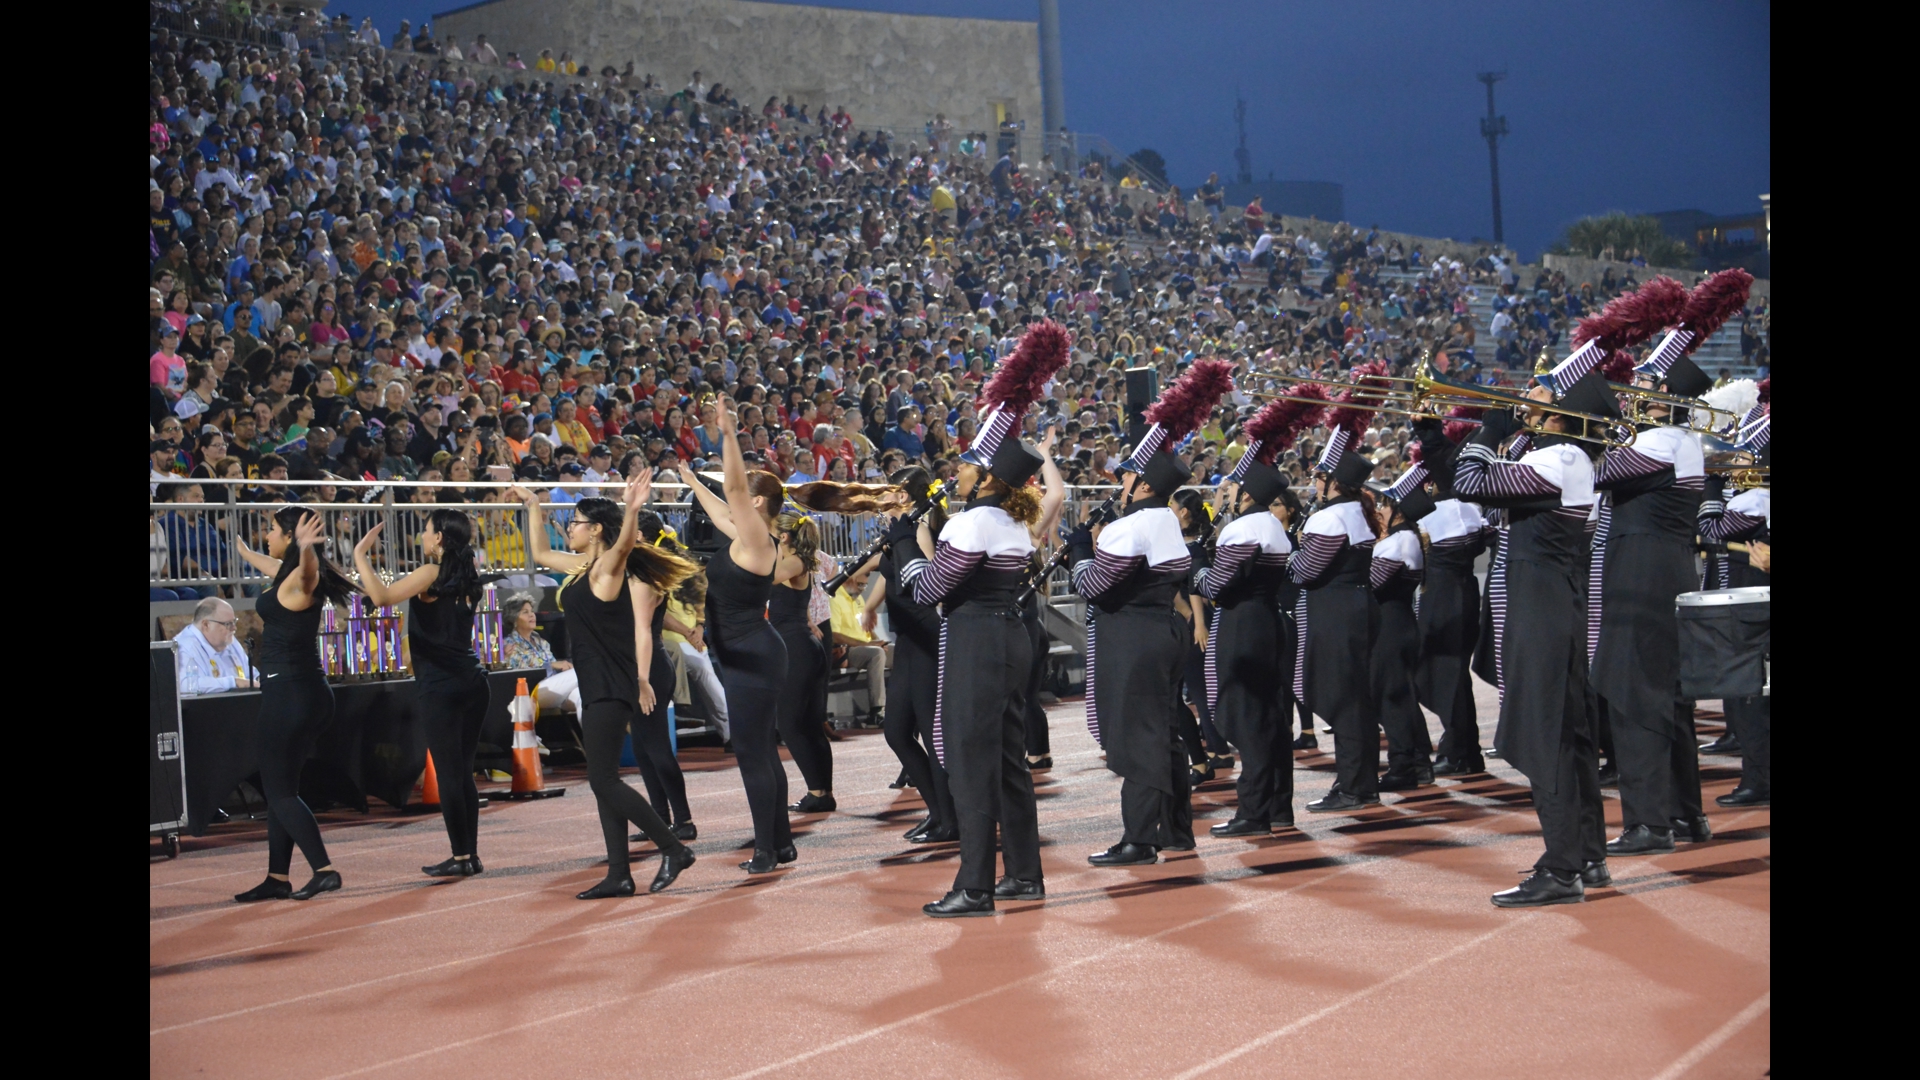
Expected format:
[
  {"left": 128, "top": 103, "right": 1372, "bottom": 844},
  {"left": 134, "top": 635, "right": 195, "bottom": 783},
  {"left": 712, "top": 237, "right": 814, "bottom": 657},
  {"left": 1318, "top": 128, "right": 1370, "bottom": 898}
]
[{"left": 1477, "top": 71, "right": 1508, "bottom": 246}]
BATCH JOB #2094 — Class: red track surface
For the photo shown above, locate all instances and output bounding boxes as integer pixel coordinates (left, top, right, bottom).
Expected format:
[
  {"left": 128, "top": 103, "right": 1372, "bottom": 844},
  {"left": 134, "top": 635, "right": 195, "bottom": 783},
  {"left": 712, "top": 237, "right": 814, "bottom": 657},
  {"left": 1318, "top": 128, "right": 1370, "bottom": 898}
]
[{"left": 151, "top": 684, "right": 1769, "bottom": 1079}]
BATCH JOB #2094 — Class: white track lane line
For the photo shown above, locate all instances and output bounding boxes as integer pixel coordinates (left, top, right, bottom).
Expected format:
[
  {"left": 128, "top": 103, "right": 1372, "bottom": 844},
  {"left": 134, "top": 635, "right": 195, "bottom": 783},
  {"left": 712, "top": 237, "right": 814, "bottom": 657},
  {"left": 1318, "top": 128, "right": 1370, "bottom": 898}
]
[{"left": 1645, "top": 992, "right": 1770, "bottom": 1080}]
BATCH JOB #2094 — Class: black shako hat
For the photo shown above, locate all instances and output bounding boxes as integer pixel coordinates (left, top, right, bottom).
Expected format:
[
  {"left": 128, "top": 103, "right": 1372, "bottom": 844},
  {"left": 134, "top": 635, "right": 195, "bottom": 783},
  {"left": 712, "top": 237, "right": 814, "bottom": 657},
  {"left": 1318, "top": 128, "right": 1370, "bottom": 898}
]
[
  {"left": 1139, "top": 449, "right": 1189, "bottom": 502},
  {"left": 1238, "top": 458, "right": 1289, "bottom": 508},
  {"left": 1661, "top": 353, "right": 1713, "bottom": 400},
  {"left": 1393, "top": 487, "right": 1437, "bottom": 524},
  {"left": 1331, "top": 450, "right": 1373, "bottom": 489},
  {"left": 988, "top": 436, "right": 1043, "bottom": 488},
  {"left": 1558, "top": 370, "right": 1624, "bottom": 424}
]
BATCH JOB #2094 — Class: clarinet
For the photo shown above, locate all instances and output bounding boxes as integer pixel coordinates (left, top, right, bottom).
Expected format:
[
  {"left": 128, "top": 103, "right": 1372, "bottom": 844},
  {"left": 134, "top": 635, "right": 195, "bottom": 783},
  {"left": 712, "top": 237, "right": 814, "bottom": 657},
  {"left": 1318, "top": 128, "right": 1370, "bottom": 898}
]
[
  {"left": 1015, "top": 490, "right": 1123, "bottom": 607},
  {"left": 821, "top": 478, "right": 955, "bottom": 595}
]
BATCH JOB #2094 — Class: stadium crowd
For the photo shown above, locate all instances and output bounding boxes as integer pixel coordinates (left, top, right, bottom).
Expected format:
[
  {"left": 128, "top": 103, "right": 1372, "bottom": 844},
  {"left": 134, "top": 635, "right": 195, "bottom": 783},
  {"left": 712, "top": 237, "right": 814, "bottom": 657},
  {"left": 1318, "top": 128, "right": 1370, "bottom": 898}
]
[{"left": 149, "top": 11, "right": 1758, "bottom": 537}]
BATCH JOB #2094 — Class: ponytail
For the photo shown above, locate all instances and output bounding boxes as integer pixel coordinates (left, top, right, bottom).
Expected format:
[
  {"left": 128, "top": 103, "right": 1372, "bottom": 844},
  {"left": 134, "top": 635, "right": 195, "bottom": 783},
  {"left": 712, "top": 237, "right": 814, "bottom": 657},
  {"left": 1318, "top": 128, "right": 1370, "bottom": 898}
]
[{"left": 787, "top": 480, "right": 905, "bottom": 514}]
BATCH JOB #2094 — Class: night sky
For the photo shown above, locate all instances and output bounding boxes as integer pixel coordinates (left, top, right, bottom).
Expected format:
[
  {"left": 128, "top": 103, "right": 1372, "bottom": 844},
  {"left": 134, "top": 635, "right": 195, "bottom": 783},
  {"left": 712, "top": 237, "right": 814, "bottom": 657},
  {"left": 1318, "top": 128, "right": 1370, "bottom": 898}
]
[{"left": 333, "top": 1, "right": 1770, "bottom": 259}]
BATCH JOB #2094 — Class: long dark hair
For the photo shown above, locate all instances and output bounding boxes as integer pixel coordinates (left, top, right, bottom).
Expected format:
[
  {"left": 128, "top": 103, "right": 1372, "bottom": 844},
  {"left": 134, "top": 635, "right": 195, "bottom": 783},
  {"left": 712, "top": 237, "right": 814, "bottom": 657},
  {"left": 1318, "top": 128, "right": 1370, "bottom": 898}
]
[
  {"left": 426, "top": 508, "right": 482, "bottom": 604},
  {"left": 889, "top": 464, "right": 948, "bottom": 537},
  {"left": 571, "top": 496, "right": 625, "bottom": 547},
  {"left": 1171, "top": 488, "right": 1213, "bottom": 544},
  {"left": 1332, "top": 481, "right": 1385, "bottom": 540},
  {"left": 269, "top": 504, "right": 360, "bottom": 604},
  {"left": 630, "top": 506, "right": 699, "bottom": 589}
]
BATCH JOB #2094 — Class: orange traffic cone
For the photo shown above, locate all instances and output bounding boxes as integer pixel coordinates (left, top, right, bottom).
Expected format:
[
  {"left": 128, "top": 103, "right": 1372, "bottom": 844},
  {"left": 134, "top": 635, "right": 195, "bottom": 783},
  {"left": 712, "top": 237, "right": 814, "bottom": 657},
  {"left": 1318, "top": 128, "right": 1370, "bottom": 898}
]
[
  {"left": 504, "top": 677, "right": 565, "bottom": 800},
  {"left": 419, "top": 750, "right": 441, "bottom": 809}
]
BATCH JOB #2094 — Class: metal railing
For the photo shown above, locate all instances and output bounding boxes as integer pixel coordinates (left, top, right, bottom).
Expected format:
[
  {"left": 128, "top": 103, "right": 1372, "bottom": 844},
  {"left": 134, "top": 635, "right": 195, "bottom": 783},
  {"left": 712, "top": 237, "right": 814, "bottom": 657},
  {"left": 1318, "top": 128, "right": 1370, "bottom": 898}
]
[
  {"left": 148, "top": 479, "right": 1177, "bottom": 590},
  {"left": 148, "top": 478, "right": 1272, "bottom": 592}
]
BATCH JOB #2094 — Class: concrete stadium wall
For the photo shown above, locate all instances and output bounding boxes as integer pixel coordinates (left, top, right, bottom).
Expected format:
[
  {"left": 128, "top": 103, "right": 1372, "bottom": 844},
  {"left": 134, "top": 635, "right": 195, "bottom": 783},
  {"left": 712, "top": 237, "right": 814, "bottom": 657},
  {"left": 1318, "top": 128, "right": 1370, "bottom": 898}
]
[{"left": 433, "top": 0, "right": 1041, "bottom": 150}]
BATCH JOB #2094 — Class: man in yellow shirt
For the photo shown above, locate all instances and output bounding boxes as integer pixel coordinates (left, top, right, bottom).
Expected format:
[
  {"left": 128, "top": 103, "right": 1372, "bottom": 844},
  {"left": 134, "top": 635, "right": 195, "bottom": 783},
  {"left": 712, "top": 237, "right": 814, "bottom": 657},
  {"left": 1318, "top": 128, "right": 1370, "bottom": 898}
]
[{"left": 829, "top": 563, "right": 887, "bottom": 724}]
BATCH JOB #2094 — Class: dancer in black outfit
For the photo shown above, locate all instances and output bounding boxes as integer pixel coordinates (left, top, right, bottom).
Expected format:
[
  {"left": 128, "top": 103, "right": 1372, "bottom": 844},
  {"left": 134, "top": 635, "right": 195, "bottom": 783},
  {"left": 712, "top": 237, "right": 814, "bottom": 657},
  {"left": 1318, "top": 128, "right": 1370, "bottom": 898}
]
[
  {"left": 515, "top": 473, "right": 699, "bottom": 898},
  {"left": 1171, "top": 488, "right": 1233, "bottom": 784},
  {"left": 1018, "top": 430, "right": 1067, "bottom": 772},
  {"left": 771, "top": 514, "right": 836, "bottom": 813},
  {"left": 684, "top": 396, "right": 807, "bottom": 874},
  {"left": 901, "top": 436, "right": 1047, "bottom": 916},
  {"left": 233, "top": 506, "right": 356, "bottom": 902},
  {"left": 352, "top": 510, "right": 493, "bottom": 877},
  {"left": 627, "top": 513, "right": 699, "bottom": 840},
  {"left": 856, "top": 466, "right": 959, "bottom": 842}
]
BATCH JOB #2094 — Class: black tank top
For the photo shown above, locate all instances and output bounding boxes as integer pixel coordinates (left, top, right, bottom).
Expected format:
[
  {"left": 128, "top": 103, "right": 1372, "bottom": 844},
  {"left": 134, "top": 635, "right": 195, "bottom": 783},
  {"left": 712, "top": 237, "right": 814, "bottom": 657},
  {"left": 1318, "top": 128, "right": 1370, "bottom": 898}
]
[
  {"left": 256, "top": 577, "right": 323, "bottom": 670},
  {"left": 705, "top": 542, "right": 774, "bottom": 644},
  {"left": 768, "top": 580, "right": 813, "bottom": 633},
  {"left": 561, "top": 571, "right": 636, "bottom": 706},
  {"left": 409, "top": 590, "right": 482, "bottom": 681}
]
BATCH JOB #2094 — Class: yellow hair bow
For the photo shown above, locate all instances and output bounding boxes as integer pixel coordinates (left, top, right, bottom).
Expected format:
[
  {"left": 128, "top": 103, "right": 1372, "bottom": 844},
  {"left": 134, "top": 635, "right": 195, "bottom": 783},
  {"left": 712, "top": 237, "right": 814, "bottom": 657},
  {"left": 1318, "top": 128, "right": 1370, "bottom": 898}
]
[{"left": 652, "top": 525, "right": 678, "bottom": 547}]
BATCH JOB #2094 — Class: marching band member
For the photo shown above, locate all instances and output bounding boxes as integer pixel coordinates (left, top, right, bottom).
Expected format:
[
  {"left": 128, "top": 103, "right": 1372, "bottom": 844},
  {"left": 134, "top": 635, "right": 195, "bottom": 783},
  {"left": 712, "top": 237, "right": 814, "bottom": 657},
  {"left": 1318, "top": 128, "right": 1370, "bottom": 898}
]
[
  {"left": 1455, "top": 372, "right": 1617, "bottom": 907},
  {"left": 1372, "top": 480, "right": 1434, "bottom": 791},
  {"left": 1195, "top": 405, "right": 1305, "bottom": 835},
  {"left": 900, "top": 435, "right": 1047, "bottom": 916},
  {"left": 1697, "top": 441, "right": 1770, "bottom": 808},
  {"left": 1403, "top": 417, "right": 1492, "bottom": 775},
  {"left": 1068, "top": 359, "right": 1232, "bottom": 865}
]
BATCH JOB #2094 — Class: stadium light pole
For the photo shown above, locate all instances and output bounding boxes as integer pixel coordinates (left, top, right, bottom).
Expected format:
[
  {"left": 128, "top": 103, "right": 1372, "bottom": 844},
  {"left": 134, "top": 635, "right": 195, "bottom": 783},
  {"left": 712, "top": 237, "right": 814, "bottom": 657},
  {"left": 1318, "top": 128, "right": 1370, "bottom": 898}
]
[
  {"left": 1039, "top": 0, "right": 1066, "bottom": 165},
  {"left": 1477, "top": 71, "right": 1508, "bottom": 246}
]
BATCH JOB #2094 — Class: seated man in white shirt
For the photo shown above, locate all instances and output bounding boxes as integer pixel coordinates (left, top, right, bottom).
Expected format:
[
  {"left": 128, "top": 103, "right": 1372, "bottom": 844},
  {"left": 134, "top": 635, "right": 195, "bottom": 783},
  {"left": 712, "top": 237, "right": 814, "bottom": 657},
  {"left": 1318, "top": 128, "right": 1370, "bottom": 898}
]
[{"left": 174, "top": 597, "right": 254, "bottom": 695}]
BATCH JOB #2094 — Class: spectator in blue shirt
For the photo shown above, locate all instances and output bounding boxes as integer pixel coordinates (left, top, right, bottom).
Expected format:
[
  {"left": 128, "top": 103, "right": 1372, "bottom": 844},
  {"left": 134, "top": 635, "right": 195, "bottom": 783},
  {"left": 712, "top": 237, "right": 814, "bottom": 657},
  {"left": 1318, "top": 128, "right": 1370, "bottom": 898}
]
[{"left": 882, "top": 406, "right": 925, "bottom": 459}]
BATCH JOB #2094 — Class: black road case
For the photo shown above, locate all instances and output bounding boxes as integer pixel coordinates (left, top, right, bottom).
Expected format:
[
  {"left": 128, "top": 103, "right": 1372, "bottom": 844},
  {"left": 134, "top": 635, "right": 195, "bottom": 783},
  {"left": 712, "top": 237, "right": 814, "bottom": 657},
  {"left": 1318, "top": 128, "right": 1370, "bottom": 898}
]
[{"left": 151, "top": 640, "right": 188, "bottom": 856}]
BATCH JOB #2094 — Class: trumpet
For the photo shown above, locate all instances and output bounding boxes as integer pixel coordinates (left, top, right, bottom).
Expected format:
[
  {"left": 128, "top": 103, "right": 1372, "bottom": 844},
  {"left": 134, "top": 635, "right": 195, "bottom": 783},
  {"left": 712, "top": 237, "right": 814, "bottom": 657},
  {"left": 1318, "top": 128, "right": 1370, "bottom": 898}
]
[{"left": 1706, "top": 465, "right": 1769, "bottom": 489}]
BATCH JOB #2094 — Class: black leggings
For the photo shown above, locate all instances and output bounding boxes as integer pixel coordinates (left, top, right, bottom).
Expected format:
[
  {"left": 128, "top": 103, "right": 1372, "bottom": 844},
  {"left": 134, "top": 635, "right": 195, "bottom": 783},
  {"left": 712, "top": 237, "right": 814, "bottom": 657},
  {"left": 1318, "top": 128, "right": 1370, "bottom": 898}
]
[
  {"left": 1176, "top": 640, "right": 1229, "bottom": 762},
  {"left": 420, "top": 672, "right": 490, "bottom": 858},
  {"left": 631, "top": 646, "right": 690, "bottom": 825},
  {"left": 582, "top": 700, "right": 681, "bottom": 872},
  {"left": 257, "top": 668, "right": 334, "bottom": 876},
  {"left": 774, "top": 623, "right": 833, "bottom": 792},
  {"left": 716, "top": 626, "right": 791, "bottom": 853},
  {"left": 884, "top": 639, "right": 954, "bottom": 827}
]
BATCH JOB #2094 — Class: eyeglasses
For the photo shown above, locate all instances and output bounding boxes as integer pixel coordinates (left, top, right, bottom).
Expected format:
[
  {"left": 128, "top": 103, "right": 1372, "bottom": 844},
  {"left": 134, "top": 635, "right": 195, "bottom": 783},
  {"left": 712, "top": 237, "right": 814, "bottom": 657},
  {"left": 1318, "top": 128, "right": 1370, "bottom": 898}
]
[{"left": 206, "top": 618, "right": 236, "bottom": 629}]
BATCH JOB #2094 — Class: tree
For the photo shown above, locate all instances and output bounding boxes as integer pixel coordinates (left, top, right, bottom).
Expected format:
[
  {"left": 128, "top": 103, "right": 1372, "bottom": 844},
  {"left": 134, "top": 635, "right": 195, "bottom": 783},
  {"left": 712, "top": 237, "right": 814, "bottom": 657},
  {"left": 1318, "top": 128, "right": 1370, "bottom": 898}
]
[
  {"left": 1552, "top": 212, "right": 1693, "bottom": 268},
  {"left": 1125, "top": 148, "right": 1167, "bottom": 187}
]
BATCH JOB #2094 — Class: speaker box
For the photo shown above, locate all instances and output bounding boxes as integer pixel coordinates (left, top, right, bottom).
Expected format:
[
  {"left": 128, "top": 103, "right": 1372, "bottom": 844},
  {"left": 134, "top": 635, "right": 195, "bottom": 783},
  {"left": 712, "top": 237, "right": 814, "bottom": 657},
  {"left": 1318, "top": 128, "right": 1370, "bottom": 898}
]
[{"left": 1125, "top": 366, "right": 1159, "bottom": 447}]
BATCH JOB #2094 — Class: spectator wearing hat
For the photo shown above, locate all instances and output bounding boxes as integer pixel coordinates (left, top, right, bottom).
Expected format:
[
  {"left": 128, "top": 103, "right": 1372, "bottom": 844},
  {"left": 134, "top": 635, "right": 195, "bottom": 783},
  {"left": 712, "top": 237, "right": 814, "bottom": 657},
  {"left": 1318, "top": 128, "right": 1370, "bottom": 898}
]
[
  {"left": 152, "top": 322, "right": 187, "bottom": 400},
  {"left": 407, "top": 399, "right": 453, "bottom": 466}
]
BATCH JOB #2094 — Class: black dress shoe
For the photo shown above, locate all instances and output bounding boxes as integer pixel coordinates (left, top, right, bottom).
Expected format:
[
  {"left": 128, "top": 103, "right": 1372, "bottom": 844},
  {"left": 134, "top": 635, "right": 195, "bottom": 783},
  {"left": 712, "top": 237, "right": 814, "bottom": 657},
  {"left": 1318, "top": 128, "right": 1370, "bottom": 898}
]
[
  {"left": 292, "top": 870, "right": 343, "bottom": 900},
  {"left": 1377, "top": 770, "right": 1424, "bottom": 792},
  {"left": 1699, "top": 733, "right": 1742, "bottom": 754},
  {"left": 576, "top": 875, "right": 637, "bottom": 899},
  {"left": 889, "top": 770, "right": 912, "bottom": 789},
  {"left": 739, "top": 850, "right": 779, "bottom": 874},
  {"left": 1596, "top": 762, "right": 1620, "bottom": 787},
  {"left": 1581, "top": 860, "right": 1612, "bottom": 888},
  {"left": 1415, "top": 763, "right": 1435, "bottom": 785},
  {"left": 923, "top": 889, "right": 995, "bottom": 918},
  {"left": 1209, "top": 817, "right": 1271, "bottom": 837},
  {"left": 993, "top": 877, "right": 1044, "bottom": 901},
  {"left": 672, "top": 822, "right": 698, "bottom": 842},
  {"left": 468, "top": 855, "right": 485, "bottom": 875},
  {"left": 1292, "top": 732, "right": 1319, "bottom": 751},
  {"left": 1189, "top": 760, "right": 1215, "bottom": 784},
  {"left": 1209, "top": 754, "right": 1236, "bottom": 772},
  {"left": 1028, "top": 755, "right": 1053, "bottom": 771},
  {"left": 650, "top": 847, "right": 696, "bottom": 893},
  {"left": 1433, "top": 756, "right": 1486, "bottom": 777},
  {"left": 1605, "top": 824, "right": 1676, "bottom": 857},
  {"left": 789, "top": 793, "right": 837, "bottom": 813},
  {"left": 903, "top": 816, "right": 934, "bottom": 841},
  {"left": 1715, "top": 786, "right": 1770, "bottom": 808},
  {"left": 775, "top": 844, "right": 798, "bottom": 864},
  {"left": 210, "top": 807, "right": 232, "bottom": 825},
  {"left": 1306, "top": 791, "right": 1373, "bottom": 814},
  {"left": 1088, "top": 842, "right": 1158, "bottom": 866},
  {"left": 234, "top": 877, "right": 291, "bottom": 903},
  {"left": 908, "top": 825, "right": 958, "bottom": 845},
  {"left": 1492, "top": 868, "right": 1584, "bottom": 908},
  {"left": 422, "top": 857, "right": 475, "bottom": 878},
  {"left": 1162, "top": 837, "right": 1196, "bottom": 852},
  {"left": 1671, "top": 815, "right": 1713, "bottom": 843},
  {"left": 1485, "top": 747, "right": 1504, "bottom": 760}
]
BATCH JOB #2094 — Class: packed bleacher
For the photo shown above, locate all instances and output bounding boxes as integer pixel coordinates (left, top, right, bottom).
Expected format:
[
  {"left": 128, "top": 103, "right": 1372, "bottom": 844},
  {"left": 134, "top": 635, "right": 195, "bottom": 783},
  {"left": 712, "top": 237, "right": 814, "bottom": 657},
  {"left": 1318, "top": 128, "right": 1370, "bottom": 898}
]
[{"left": 148, "top": 9, "right": 1771, "bottom": 592}]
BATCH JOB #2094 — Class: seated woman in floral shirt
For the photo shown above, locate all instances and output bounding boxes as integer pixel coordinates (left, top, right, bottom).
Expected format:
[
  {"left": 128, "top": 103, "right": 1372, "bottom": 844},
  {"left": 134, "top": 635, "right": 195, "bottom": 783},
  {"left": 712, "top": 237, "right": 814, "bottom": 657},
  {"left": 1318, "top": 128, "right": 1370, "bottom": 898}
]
[{"left": 502, "top": 595, "right": 582, "bottom": 717}]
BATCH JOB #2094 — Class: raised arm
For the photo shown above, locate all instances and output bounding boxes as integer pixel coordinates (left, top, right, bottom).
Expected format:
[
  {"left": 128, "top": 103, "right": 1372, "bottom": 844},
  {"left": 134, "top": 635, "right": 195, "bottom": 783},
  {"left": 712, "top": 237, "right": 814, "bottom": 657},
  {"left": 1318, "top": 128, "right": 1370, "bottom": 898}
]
[
  {"left": 278, "top": 510, "right": 326, "bottom": 612},
  {"left": 717, "top": 396, "right": 776, "bottom": 574},
  {"left": 235, "top": 535, "right": 281, "bottom": 577},
  {"left": 1035, "top": 428, "right": 1067, "bottom": 543},
  {"left": 685, "top": 470, "right": 740, "bottom": 540},
  {"left": 510, "top": 485, "right": 589, "bottom": 574},
  {"left": 588, "top": 470, "right": 651, "bottom": 598},
  {"left": 350, "top": 521, "right": 439, "bottom": 607}
]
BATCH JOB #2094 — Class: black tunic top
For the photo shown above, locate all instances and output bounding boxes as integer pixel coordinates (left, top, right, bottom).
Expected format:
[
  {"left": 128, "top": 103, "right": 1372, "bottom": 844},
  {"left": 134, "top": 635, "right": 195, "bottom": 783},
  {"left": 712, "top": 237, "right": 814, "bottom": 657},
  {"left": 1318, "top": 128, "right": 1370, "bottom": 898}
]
[
  {"left": 560, "top": 571, "right": 636, "bottom": 708},
  {"left": 409, "top": 588, "right": 482, "bottom": 684},
  {"left": 257, "top": 579, "right": 322, "bottom": 671}
]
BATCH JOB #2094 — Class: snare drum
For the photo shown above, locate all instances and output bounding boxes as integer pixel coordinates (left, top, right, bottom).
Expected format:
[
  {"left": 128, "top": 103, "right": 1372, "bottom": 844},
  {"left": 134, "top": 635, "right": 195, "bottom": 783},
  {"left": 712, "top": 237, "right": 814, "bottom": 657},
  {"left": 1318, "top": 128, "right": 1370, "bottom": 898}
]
[{"left": 1676, "top": 586, "right": 1770, "bottom": 700}]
